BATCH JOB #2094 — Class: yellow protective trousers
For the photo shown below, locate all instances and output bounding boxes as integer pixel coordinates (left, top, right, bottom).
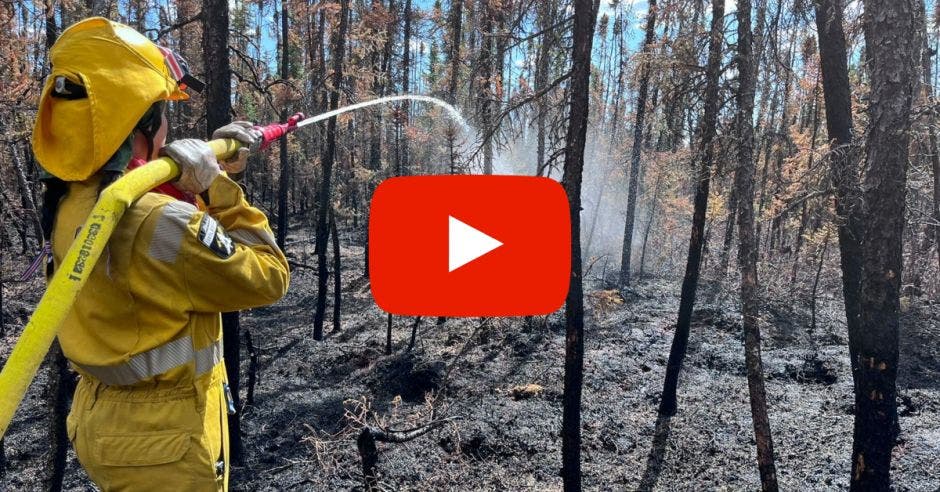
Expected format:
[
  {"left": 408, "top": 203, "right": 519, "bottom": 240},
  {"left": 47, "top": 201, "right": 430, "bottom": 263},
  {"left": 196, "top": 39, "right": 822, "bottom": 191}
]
[{"left": 67, "top": 362, "right": 230, "bottom": 491}]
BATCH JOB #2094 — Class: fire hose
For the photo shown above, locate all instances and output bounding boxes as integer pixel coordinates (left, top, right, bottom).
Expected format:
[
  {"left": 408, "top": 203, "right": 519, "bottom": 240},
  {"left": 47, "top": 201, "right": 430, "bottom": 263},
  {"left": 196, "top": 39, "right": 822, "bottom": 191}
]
[{"left": 0, "top": 94, "right": 464, "bottom": 440}]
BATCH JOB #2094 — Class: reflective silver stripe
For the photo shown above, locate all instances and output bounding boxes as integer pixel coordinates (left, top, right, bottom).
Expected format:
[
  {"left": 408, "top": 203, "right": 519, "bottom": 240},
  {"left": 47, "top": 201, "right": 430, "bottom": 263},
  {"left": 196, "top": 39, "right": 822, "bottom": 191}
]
[
  {"left": 194, "top": 340, "right": 223, "bottom": 375},
  {"left": 73, "top": 336, "right": 223, "bottom": 386},
  {"left": 149, "top": 201, "right": 197, "bottom": 263},
  {"left": 227, "top": 228, "right": 279, "bottom": 251}
]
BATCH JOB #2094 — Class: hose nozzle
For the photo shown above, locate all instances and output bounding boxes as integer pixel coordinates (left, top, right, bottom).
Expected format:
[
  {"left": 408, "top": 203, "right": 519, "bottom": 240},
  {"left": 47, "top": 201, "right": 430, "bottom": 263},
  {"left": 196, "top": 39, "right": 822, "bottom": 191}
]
[{"left": 256, "top": 112, "right": 306, "bottom": 150}]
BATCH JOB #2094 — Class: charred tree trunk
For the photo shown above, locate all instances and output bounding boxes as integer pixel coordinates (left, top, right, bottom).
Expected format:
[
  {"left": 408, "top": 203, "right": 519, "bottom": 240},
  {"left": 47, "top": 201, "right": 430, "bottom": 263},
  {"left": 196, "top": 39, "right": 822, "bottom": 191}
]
[
  {"left": 220, "top": 312, "right": 242, "bottom": 463},
  {"left": 534, "top": 0, "right": 553, "bottom": 176},
  {"left": 446, "top": 0, "right": 464, "bottom": 174},
  {"left": 222, "top": 312, "right": 244, "bottom": 464},
  {"left": 203, "top": 0, "right": 231, "bottom": 136},
  {"left": 276, "top": 1, "right": 291, "bottom": 250},
  {"left": 851, "top": 1, "right": 920, "bottom": 488},
  {"left": 619, "top": 0, "right": 657, "bottom": 287},
  {"left": 814, "top": 0, "right": 864, "bottom": 393},
  {"left": 789, "top": 202, "right": 810, "bottom": 289},
  {"left": 203, "top": 0, "right": 242, "bottom": 464},
  {"left": 330, "top": 209, "right": 342, "bottom": 332},
  {"left": 583, "top": 167, "right": 612, "bottom": 262},
  {"left": 479, "top": 1, "right": 496, "bottom": 175},
  {"left": 560, "top": 0, "right": 597, "bottom": 489},
  {"left": 244, "top": 327, "right": 258, "bottom": 406},
  {"left": 718, "top": 189, "right": 739, "bottom": 276},
  {"left": 400, "top": 0, "right": 412, "bottom": 175},
  {"left": 44, "top": 0, "right": 58, "bottom": 63},
  {"left": 386, "top": 313, "right": 393, "bottom": 355},
  {"left": 314, "top": 0, "right": 349, "bottom": 341},
  {"left": 639, "top": 173, "right": 663, "bottom": 277},
  {"left": 733, "top": 1, "right": 778, "bottom": 489},
  {"left": 659, "top": 0, "right": 724, "bottom": 417},
  {"left": 810, "top": 231, "right": 832, "bottom": 341},
  {"left": 407, "top": 317, "right": 422, "bottom": 352},
  {"left": 368, "top": 0, "right": 392, "bottom": 172},
  {"left": 45, "top": 343, "right": 71, "bottom": 492}
]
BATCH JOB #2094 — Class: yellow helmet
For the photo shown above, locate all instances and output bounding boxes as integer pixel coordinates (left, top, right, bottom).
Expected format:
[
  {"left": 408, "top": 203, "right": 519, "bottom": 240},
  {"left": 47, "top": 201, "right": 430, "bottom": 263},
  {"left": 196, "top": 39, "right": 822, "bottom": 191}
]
[{"left": 32, "top": 17, "right": 204, "bottom": 182}]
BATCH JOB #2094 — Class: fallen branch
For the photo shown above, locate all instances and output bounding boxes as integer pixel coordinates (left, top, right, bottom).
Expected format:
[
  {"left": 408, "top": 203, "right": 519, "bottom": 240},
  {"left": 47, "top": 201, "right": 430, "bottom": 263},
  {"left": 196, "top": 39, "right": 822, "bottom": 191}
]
[
  {"left": 406, "top": 317, "right": 423, "bottom": 352},
  {"left": 357, "top": 417, "right": 460, "bottom": 490}
]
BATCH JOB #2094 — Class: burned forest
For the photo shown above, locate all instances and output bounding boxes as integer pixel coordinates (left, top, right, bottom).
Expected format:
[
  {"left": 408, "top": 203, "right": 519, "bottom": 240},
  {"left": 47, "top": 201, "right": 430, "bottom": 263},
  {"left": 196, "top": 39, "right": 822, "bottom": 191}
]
[{"left": 1, "top": 0, "right": 939, "bottom": 490}]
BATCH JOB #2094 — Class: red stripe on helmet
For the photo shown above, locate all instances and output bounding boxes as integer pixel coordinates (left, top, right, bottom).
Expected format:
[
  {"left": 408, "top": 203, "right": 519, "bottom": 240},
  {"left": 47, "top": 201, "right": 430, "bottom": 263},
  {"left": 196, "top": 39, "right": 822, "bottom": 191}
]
[{"left": 158, "top": 46, "right": 185, "bottom": 82}]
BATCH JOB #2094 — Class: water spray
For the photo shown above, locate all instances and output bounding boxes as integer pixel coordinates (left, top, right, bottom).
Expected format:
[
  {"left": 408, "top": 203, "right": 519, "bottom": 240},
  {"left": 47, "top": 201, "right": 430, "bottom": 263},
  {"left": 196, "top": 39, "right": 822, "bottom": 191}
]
[{"left": 297, "top": 95, "right": 468, "bottom": 130}]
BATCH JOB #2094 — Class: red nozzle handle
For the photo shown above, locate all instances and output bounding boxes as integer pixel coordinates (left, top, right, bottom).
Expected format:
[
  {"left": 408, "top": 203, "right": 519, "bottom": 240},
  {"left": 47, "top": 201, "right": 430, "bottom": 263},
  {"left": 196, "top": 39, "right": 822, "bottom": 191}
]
[{"left": 256, "top": 112, "right": 306, "bottom": 150}]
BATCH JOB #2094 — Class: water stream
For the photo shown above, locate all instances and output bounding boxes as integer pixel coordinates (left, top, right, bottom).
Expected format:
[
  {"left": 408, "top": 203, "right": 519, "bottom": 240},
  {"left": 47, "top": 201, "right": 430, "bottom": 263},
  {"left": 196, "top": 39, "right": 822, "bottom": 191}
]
[{"left": 297, "top": 94, "right": 471, "bottom": 135}]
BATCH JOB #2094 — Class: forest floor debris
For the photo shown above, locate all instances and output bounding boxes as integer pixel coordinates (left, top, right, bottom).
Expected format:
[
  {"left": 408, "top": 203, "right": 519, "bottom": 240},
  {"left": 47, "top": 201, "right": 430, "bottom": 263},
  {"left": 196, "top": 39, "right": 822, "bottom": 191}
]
[{"left": 1, "top": 240, "right": 938, "bottom": 491}]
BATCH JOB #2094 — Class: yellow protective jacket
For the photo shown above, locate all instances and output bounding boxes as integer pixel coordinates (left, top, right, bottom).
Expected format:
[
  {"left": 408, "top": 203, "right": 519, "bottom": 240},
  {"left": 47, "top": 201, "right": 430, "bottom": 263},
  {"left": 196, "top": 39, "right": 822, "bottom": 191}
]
[{"left": 51, "top": 173, "right": 289, "bottom": 491}]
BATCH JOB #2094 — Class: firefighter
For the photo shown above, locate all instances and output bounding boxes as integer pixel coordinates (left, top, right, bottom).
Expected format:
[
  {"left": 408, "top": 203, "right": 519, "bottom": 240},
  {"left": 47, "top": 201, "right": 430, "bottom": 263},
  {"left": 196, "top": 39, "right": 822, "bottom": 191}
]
[{"left": 31, "top": 17, "right": 290, "bottom": 490}]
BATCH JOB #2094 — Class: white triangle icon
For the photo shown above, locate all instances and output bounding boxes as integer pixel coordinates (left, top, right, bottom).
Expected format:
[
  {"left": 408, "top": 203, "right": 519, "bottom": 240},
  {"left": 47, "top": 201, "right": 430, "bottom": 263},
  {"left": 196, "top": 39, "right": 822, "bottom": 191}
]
[{"left": 448, "top": 216, "right": 503, "bottom": 272}]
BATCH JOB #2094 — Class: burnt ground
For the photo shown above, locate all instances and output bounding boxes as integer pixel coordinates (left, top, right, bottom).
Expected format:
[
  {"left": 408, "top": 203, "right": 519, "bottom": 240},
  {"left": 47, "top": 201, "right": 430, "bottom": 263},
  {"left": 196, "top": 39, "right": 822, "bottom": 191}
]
[{"left": 1, "top": 230, "right": 939, "bottom": 491}]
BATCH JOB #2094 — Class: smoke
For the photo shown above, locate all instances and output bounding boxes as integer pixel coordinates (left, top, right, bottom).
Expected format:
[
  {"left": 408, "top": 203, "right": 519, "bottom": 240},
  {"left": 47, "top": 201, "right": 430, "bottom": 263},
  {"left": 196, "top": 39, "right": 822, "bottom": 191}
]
[
  {"left": 365, "top": 94, "right": 691, "bottom": 282},
  {"left": 478, "top": 119, "right": 660, "bottom": 282}
]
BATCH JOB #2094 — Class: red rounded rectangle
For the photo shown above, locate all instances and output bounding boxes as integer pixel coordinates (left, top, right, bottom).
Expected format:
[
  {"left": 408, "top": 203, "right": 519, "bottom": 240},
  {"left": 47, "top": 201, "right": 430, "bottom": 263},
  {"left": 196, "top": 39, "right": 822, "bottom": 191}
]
[{"left": 369, "top": 175, "right": 571, "bottom": 317}]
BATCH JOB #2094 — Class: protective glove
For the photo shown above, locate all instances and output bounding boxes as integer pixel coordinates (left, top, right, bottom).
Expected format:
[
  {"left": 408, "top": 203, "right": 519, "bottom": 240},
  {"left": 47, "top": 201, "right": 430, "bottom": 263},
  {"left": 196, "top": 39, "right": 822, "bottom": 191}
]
[
  {"left": 161, "top": 139, "right": 221, "bottom": 194},
  {"left": 212, "top": 121, "right": 263, "bottom": 180},
  {"left": 219, "top": 147, "right": 250, "bottom": 179},
  {"left": 212, "top": 121, "right": 262, "bottom": 151}
]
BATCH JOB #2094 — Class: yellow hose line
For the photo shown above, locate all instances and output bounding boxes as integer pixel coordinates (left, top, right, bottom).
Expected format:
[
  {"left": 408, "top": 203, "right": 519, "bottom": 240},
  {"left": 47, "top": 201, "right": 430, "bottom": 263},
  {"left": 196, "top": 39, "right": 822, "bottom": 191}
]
[{"left": 0, "top": 139, "right": 241, "bottom": 439}]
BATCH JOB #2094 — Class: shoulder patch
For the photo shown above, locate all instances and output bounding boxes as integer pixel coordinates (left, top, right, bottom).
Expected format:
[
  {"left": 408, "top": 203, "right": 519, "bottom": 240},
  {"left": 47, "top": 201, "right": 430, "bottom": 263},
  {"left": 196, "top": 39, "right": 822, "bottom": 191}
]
[{"left": 197, "top": 215, "right": 235, "bottom": 259}]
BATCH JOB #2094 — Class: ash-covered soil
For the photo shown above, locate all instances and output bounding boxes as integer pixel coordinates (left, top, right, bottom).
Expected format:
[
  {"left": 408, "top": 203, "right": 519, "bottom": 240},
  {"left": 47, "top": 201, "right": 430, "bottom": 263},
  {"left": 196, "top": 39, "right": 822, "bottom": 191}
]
[{"left": 2, "top": 232, "right": 939, "bottom": 491}]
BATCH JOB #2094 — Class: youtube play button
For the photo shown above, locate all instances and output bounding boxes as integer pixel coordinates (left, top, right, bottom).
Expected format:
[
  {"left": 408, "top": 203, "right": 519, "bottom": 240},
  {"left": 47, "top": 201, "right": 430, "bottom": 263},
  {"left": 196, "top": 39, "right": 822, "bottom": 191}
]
[
  {"left": 369, "top": 176, "right": 571, "bottom": 317},
  {"left": 448, "top": 216, "right": 503, "bottom": 272}
]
